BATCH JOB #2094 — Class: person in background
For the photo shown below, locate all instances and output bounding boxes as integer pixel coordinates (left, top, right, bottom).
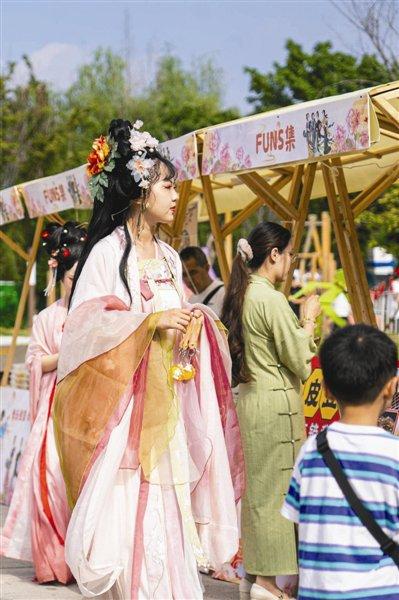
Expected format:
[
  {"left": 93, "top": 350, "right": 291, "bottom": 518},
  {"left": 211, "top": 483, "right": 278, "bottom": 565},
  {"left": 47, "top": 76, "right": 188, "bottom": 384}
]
[
  {"left": 1, "top": 221, "right": 87, "bottom": 584},
  {"left": 282, "top": 324, "right": 399, "bottom": 599},
  {"left": 180, "top": 246, "right": 225, "bottom": 317}
]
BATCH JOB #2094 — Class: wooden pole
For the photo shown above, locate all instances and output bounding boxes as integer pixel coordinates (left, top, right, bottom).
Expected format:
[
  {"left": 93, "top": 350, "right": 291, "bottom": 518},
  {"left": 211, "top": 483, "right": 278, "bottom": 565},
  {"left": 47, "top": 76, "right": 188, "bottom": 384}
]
[
  {"left": 224, "top": 211, "right": 233, "bottom": 268},
  {"left": 201, "top": 175, "right": 230, "bottom": 284},
  {"left": 0, "top": 232, "right": 29, "bottom": 261},
  {"left": 171, "top": 180, "right": 192, "bottom": 250},
  {"left": 322, "top": 162, "right": 361, "bottom": 322},
  {"left": 1, "top": 217, "right": 44, "bottom": 386},
  {"left": 321, "top": 212, "right": 331, "bottom": 281},
  {"left": 330, "top": 157, "right": 376, "bottom": 325},
  {"left": 287, "top": 165, "right": 304, "bottom": 207},
  {"left": 283, "top": 163, "right": 317, "bottom": 296}
]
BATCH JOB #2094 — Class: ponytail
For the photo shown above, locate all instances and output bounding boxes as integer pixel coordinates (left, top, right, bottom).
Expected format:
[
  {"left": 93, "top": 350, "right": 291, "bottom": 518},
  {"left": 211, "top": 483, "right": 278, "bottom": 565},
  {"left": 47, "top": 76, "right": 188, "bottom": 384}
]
[{"left": 221, "top": 254, "right": 250, "bottom": 386}]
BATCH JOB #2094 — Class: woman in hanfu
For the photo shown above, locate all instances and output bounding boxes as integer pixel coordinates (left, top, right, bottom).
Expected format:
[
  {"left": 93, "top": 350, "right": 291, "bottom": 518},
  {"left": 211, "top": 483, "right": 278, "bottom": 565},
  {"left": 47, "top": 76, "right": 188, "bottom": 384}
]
[
  {"left": 222, "top": 223, "right": 320, "bottom": 600},
  {"left": 53, "top": 119, "right": 244, "bottom": 600},
  {"left": 1, "top": 221, "right": 87, "bottom": 584}
]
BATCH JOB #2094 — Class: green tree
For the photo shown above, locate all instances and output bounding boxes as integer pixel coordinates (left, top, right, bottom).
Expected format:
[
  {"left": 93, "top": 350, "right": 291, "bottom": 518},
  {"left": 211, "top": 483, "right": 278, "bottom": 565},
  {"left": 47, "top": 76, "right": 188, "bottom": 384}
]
[
  {"left": 356, "top": 185, "right": 399, "bottom": 258},
  {"left": 135, "top": 55, "right": 239, "bottom": 140},
  {"left": 245, "top": 39, "right": 392, "bottom": 112},
  {"left": 59, "top": 47, "right": 129, "bottom": 168}
]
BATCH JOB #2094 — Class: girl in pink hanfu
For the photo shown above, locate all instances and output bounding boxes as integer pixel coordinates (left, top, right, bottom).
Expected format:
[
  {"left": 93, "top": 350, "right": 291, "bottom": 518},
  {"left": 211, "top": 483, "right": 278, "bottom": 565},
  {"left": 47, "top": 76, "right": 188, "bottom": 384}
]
[
  {"left": 1, "top": 221, "right": 87, "bottom": 584},
  {"left": 53, "top": 119, "right": 245, "bottom": 599}
]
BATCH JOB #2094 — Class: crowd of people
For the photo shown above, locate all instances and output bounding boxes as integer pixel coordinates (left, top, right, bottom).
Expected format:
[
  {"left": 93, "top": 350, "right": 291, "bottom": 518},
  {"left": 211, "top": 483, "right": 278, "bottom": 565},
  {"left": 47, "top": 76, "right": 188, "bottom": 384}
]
[{"left": 1, "top": 118, "right": 398, "bottom": 600}]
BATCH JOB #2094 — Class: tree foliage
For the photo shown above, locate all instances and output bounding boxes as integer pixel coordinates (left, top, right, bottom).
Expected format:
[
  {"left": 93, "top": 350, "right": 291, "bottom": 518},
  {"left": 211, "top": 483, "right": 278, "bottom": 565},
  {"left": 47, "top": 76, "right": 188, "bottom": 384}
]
[
  {"left": 356, "top": 185, "right": 399, "bottom": 258},
  {"left": 245, "top": 39, "right": 392, "bottom": 112}
]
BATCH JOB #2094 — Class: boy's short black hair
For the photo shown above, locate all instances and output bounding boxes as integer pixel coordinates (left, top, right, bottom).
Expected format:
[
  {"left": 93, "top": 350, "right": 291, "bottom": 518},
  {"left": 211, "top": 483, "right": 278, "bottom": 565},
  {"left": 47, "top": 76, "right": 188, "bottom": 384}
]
[
  {"left": 319, "top": 324, "right": 397, "bottom": 406},
  {"left": 180, "top": 246, "right": 209, "bottom": 269}
]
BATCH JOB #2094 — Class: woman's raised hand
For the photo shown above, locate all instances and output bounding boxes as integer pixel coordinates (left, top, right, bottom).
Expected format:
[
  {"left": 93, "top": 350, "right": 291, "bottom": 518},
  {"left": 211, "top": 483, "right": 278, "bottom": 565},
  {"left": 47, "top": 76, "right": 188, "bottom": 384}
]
[
  {"left": 156, "top": 308, "right": 192, "bottom": 332},
  {"left": 303, "top": 294, "right": 322, "bottom": 321}
]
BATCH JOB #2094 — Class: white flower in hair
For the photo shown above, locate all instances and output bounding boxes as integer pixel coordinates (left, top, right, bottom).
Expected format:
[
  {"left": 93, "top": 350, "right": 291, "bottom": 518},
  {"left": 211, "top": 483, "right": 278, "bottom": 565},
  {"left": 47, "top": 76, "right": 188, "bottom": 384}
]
[
  {"left": 139, "top": 179, "right": 150, "bottom": 189},
  {"left": 127, "top": 154, "right": 155, "bottom": 180},
  {"left": 129, "top": 129, "right": 148, "bottom": 152},
  {"left": 143, "top": 133, "right": 159, "bottom": 148},
  {"left": 133, "top": 119, "right": 143, "bottom": 130}
]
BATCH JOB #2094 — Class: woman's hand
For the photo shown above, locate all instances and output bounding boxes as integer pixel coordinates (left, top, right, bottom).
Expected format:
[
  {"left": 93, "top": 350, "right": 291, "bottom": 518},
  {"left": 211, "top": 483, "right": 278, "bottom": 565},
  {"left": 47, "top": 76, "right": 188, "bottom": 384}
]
[
  {"left": 41, "top": 353, "right": 59, "bottom": 373},
  {"left": 156, "top": 308, "right": 192, "bottom": 333},
  {"left": 303, "top": 294, "right": 321, "bottom": 321}
]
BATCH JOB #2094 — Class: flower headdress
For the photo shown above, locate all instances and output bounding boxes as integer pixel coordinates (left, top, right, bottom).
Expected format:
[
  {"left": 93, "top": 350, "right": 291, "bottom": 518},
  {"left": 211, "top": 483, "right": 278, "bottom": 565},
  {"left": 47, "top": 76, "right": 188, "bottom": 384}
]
[
  {"left": 87, "top": 135, "right": 120, "bottom": 203},
  {"left": 86, "top": 120, "right": 159, "bottom": 202}
]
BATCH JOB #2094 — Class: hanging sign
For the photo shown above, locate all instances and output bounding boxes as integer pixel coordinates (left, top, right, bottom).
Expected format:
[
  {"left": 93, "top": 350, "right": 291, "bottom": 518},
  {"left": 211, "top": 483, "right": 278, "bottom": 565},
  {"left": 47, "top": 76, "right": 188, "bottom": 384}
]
[{"left": 202, "top": 92, "right": 371, "bottom": 176}]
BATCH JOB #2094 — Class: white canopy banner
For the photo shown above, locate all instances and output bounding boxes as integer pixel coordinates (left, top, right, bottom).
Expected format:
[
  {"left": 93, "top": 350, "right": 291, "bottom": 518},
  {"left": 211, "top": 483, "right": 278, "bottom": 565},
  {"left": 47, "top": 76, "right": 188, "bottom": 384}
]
[
  {"left": 160, "top": 132, "right": 199, "bottom": 181},
  {"left": 202, "top": 92, "right": 371, "bottom": 176},
  {"left": 0, "top": 187, "right": 25, "bottom": 226},
  {"left": 20, "top": 165, "right": 92, "bottom": 218}
]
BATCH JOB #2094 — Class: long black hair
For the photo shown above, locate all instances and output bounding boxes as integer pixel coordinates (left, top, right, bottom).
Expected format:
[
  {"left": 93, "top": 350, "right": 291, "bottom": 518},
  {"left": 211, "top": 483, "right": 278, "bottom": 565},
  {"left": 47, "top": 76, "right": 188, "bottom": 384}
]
[
  {"left": 70, "top": 119, "right": 176, "bottom": 307},
  {"left": 221, "top": 221, "right": 291, "bottom": 386},
  {"left": 41, "top": 221, "right": 87, "bottom": 281}
]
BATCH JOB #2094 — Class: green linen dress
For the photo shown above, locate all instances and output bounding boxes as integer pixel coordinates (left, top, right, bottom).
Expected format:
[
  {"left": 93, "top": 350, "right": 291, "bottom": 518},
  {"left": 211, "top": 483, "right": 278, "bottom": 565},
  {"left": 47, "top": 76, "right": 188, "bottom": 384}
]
[{"left": 237, "top": 274, "right": 316, "bottom": 576}]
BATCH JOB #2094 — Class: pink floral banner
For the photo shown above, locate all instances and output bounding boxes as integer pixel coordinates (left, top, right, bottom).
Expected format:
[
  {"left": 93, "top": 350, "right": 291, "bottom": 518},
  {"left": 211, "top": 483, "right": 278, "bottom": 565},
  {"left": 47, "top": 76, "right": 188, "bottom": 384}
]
[
  {"left": 202, "top": 92, "right": 371, "bottom": 176},
  {"left": 0, "top": 187, "right": 25, "bottom": 226},
  {"left": 159, "top": 133, "right": 199, "bottom": 181},
  {"left": 20, "top": 165, "right": 93, "bottom": 218}
]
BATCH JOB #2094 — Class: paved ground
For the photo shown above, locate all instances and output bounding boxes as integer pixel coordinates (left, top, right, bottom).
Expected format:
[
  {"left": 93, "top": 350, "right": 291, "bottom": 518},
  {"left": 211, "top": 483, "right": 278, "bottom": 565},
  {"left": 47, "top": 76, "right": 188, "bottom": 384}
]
[{"left": 1, "top": 507, "right": 239, "bottom": 600}]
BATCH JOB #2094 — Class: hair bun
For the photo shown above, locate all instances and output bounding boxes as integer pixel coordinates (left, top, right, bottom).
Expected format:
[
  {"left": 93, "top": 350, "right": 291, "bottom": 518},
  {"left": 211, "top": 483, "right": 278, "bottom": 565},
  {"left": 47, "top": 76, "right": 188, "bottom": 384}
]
[{"left": 108, "top": 119, "right": 132, "bottom": 157}]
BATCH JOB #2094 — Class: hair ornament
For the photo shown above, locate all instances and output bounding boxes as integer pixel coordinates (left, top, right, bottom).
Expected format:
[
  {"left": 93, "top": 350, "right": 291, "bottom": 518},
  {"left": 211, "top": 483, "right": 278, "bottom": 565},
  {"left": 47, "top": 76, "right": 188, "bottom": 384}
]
[
  {"left": 237, "top": 238, "right": 254, "bottom": 262},
  {"left": 86, "top": 135, "right": 120, "bottom": 203},
  {"left": 44, "top": 254, "right": 58, "bottom": 297},
  {"left": 126, "top": 120, "right": 159, "bottom": 189}
]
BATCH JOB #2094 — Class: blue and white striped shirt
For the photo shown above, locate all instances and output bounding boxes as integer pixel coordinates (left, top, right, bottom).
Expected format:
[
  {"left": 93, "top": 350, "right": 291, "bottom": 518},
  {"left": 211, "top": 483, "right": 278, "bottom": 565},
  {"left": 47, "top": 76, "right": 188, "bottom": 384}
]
[{"left": 282, "top": 422, "right": 399, "bottom": 600}]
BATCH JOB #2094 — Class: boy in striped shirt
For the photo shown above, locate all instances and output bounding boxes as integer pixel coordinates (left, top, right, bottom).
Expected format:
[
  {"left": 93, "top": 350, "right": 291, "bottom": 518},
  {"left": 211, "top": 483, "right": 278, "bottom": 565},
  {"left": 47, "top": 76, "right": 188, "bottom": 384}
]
[{"left": 282, "top": 324, "right": 399, "bottom": 600}]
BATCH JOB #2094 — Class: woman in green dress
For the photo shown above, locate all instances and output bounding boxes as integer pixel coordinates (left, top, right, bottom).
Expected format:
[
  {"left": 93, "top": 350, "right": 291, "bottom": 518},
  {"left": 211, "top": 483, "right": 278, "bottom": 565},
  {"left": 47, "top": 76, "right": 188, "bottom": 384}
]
[{"left": 222, "top": 222, "right": 320, "bottom": 600}]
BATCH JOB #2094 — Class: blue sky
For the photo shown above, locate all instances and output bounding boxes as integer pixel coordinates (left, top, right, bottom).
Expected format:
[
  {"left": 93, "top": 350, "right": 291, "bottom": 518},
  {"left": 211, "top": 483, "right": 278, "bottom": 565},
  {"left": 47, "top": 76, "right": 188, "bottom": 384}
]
[{"left": 2, "top": 0, "right": 363, "bottom": 112}]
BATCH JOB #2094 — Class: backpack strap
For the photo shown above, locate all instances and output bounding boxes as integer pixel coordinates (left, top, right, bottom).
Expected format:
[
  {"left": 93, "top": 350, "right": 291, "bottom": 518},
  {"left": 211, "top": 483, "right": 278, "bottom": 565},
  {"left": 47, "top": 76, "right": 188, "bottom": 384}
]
[
  {"left": 316, "top": 428, "right": 399, "bottom": 568},
  {"left": 202, "top": 284, "right": 224, "bottom": 306}
]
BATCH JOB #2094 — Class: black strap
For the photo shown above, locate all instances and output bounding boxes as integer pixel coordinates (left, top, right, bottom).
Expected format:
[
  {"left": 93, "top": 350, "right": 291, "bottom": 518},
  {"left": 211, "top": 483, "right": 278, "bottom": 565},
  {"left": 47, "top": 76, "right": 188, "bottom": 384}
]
[
  {"left": 316, "top": 428, "right": 399, "bottom": 568},
  {"left": 202, "top": 284, "right": 224, "bottom": 306}
]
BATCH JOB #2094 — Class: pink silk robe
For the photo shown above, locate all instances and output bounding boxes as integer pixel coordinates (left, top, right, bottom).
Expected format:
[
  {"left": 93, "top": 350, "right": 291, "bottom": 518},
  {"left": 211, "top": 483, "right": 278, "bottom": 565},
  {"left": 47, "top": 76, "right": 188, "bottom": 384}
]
[{"left": 1, "top": 300, "right": 72, "bottom": 584}]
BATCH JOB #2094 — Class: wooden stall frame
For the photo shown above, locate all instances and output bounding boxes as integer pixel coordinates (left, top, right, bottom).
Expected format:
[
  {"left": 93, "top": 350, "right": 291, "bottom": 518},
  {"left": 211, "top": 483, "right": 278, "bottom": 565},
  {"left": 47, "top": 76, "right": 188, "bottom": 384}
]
[{"left": 1, "top": 83, "right": 398, "bottom": 384}]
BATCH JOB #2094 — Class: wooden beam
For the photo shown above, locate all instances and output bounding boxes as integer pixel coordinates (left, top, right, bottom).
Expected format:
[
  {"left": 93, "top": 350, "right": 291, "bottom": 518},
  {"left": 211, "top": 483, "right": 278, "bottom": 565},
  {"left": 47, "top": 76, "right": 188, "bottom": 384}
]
[
  {"left": 201, "top": 175, "right": 230, "bottom": 284},
  {"left": 372, "top": 97, "right": 399, "bottom": 128},
  {"left": 238, "top": 171, "right": 299, "bottom": 221},
  {"left": 1, "top": 217, "right": 44, "bottom": 386},
  {"left": 282, "top": 163, "right": 317, "bottom": 296},
  {"left": 0, "top": 231, "right": 29, "bottom": 261},
  {"left": 352, "top": 163, "right": 399, "bottom": 217},
  {"left": 222, "top": 198, "right": 263, "bottom": 239},
  {"left": 369, "top": 83, "right": 399, "bottom": 98},
  {"left": 331, "top": 157, "right": 376, "bottom": 325},
  {"left": 221, "top": 173, "right": 292, "bottom": 238},
  {"left": 380, "top": 128, "right": 399, "bottom": 142},
  {"left": 171, "top": 180, "right": 192, "bottom": 250},
  {"left": 287, "top": 165, "right": 304, "bottom": 207}
]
